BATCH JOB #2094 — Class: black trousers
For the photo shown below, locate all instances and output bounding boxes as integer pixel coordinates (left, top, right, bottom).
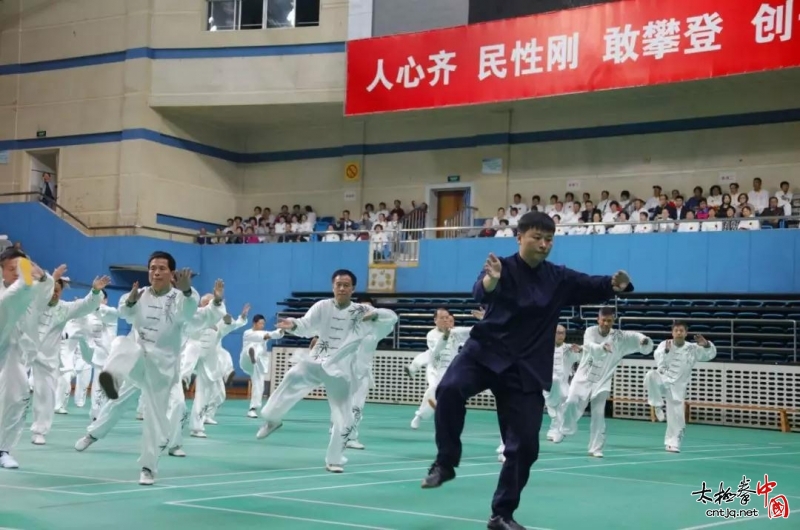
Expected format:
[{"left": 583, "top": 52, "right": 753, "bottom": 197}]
[{"left": 434, "top": 351, "right": 544, "bottom": 519}]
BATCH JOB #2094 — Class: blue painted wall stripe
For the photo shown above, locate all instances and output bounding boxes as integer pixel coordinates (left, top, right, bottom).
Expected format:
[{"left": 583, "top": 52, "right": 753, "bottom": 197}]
[
  {"left": 2, "top": 108, "right": 799, "bottom": 164},
  {"left": 0, "top": 42, "right": 346, "bottom": 76}
]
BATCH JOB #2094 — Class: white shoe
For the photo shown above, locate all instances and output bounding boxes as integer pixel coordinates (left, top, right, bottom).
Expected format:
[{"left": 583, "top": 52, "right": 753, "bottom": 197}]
[
  {"left": 550, "top": 432, "right": 564, "bottom": 444},
  {"left": 666, "top": 445, "right": 680, "bottom": 453},
  {"left": 168, "top": 446, "right": 186, "bottom": 457},
  {"left": 256, "top": 421, "right": 283, "bottom": 439},
  {"left": 75, "top": 435, "right": 97, "bottom": 451},
  {"left": 0, "top": 453, "right": 19, "bottom": 469},
  {"left": 135, "top": 412, "right": 144, "bottom": 421},
  {"left": 496, "top": 444, "right": 505, "bottom": 454},
  {"left": 54, "top": 408, "right": 68, "bottom": 415},
  {"left": 498, "top": 453, "right": 506, "bottom": 463},
  {"left": 326, "top": 464, "right": 344, "bottom": 473},
  {"left": 589, "top": 450, "right": 604, "bottom": 458},
  {"left": 139, "top": 468, "right": 154, "bottom": 486},
  {"left": 247, "top": 409, "right": 258, "bottom": 418},
  {"left": 190, "top": 430, "right": 207, "bottom": 438},
  {"left": 654, "top": 407, "right": 666, "bottom": 422},
  {"left": 204, "top": 418, "right": 218, "bottom": 425},
  {"left": 410, "top": 415, "right": 421, "bottom": 430},
  {"left": 31, "top": 434, "right": 46, "bottom": 445},
  {"left": 346, "top": 440, "right": 365, "bottom": 450}
]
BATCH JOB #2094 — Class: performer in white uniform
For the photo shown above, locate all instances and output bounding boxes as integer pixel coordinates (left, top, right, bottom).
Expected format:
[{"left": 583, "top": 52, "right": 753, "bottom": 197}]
[
  {"left": 186, "top": 304, "right": 248, "bottom": 438},
  {"left": 408, "top": 309, "right": 473, "bottom": 429},
  {"left": 645, "top": 321, "right": 716, "bottom": 453},
  {"left": 54, "top": 321, "right": 93, "bottom": 413},
  {"left": 0, "top": 250, "right": 52, "bottom": 469},
  {"left": 257, "top": 269, "right": 397, "bottom": 473},
  {"left": 30, "top": 274, "right": 109, "bottom": 444},
  {"left": 241, "top": 314, "right": 283, "bottom": 418},
  {"left": 204, "top": 345, "right": 236, "bottom": 425},
  {"left": 77, "top": 251, "right": 224, "bottom": 485},
  {"left": 560, "top": 307, "right": 653, "bottom": 457},
  {"left": 344, "top": 297, "right": 398, "bottom": 450}
]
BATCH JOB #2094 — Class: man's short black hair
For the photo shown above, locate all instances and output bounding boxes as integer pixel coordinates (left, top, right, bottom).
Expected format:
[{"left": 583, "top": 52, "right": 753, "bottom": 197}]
[
  {"left": 148, "top": 251, "right": 176, "bottom": 271},
  {"left": 599, "top": 306, "right": 616, "bottom": 317},
  {"left": 672, "top": 320, "right": 688, "bottom": 330},
  {"left": 516, "top": 211, "right": 556, "bottom": 235},
  {"left": 0, "top": 248, "right": 27, "bottom": 263},
  {"left": 331, "top": 269, "right": 357, "bottom": 286},
  {"left": 253, "top": 314, "right": 265, "bottom": 324}
]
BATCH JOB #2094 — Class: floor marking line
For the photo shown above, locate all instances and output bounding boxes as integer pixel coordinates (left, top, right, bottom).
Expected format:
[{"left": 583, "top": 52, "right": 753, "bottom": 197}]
[
  {"left": 677, "top": 518, "right": 758, "bottom": 530},
  {"left": 169, "top": 502, "right": 396, "bottom": 530},
  {"left": 258, "top": 494, "right": 556, "bottom": 530},
  {"left": 10, "top": 469, "right": 129, "bottom": 483},
  {"left": 0, "top": 483, "right": 93, "bottom": 496}
]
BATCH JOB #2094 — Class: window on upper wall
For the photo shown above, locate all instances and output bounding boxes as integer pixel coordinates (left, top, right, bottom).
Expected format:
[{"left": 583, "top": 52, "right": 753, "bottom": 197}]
[{"left": 207, "top": 0, "right": 320, "bottom": 31}]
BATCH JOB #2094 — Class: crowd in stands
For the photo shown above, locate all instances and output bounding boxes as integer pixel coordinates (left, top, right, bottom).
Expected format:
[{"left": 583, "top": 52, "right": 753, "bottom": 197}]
[{"left": 478, "top": 178, "right": 795, "bottom": 237}]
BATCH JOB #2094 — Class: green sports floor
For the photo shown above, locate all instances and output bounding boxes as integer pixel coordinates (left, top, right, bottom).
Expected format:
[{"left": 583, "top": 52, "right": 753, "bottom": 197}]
[{"left": 0, "top": 399, "right": 797, "bottom": 530}]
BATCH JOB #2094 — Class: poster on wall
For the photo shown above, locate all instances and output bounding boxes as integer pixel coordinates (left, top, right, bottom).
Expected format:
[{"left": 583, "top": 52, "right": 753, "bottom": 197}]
[
  {"left": 344, "top": 190, "right": 358, "bottom": 202},
  {"left": 481, "top": 157, "right": 503, "bottom": 174},
  {"left": 0, "top": 151, "right": 8, "bottom": 164},
  {"left": 345, "top": 0, "right": 800, "bottom": 115},
  {"left": 718, "top": 171, "right": 737, "bottom": 185},
  {"left": 566, "top": 179, "right": 582, "bottom": 191}
]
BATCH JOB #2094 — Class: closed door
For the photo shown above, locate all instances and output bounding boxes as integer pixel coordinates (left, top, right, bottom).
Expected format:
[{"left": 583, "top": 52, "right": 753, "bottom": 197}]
[{"left": 436, "top": 190, "right": 466, "bottom": 238}]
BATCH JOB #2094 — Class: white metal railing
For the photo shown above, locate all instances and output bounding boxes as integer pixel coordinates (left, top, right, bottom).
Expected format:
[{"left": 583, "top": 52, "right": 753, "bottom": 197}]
[
  {"left": 440, "top": 207, "right": 479, "bottom": 239},
  {"left": 617, "top": 316, "right": 798, "bottom": 362}
]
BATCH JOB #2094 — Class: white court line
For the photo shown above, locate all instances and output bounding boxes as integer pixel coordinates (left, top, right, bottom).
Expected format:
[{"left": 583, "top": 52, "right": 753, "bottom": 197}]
[
  {"left": 11, "top": 469, "right": 129, "bottom": 483},
  {"left": 712, "top": 457, "right": 800, "bottom": 471},
  {"left": 259, "top": 494, "right": 555, "bottom": 530},
  {"left": 0, "top": 483, "right": 92, "bottom": 496},
  {"left": 170, "top": 503, "right": 395, "bottom": 530}
]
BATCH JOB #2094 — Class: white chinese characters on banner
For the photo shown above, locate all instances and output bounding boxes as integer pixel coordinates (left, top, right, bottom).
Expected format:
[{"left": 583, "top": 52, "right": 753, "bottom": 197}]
[
  {"left": 366, "top": 51, "right": 458, "bottom": 92},
  {"left": 548, "top": 33, "right": 580, "bottom": 71},
  {"left": 752, "top": 0, "right": 794, "bottom": 43},
  {"left": 479, "top": 44, "right": 508, "bottom": 80},
  {"left": 511, "top": 39, "right": 544, "bottom": 76},
  {"left": 485, "top": 34, "right": 579, "bottom": 79},
  {"left": 603, "top": 13, "right": 723, "bottom": 63}
]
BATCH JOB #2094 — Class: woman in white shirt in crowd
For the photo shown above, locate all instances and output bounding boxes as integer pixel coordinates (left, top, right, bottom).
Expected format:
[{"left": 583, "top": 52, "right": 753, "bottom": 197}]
[
  {"left": 657, "top": 209, "right": 676, "bottom": 233},
  {"left": 298, "top": 214, "right": 314, "bottom": 242},
  {"left": 274, "top": 216, "right": 288, "bottom": 242},
  {"left": 585, "top": 211, "right": 606, "bottom": 235},
  {"left": 738, "top": 206, "right": 761, "bottom": 230},
  {"left": 288, "top": 214, "right": 302, "bottom": 242},
  {"left": 677, "top": 210, "right": 701, "bottom": 232},
  {"left": 256, "top": 219, "right": 269, "bottom": 243},
  {"left": 776, "top": 181, "right": 793, "bottom": 216},
  {"left": 494, "top": 219, "right": 514, "bottom": 237},
  {"left": 304, "top": 205, "right": 317, "bottom": 225},
  {"left": 701, "top": 208, "right": 723, "bottom": 232},
  {"left": 552, "top": 215, "right": 569, "bottom": 236},
  {"left": 492, "top": 208, "right": 506, "bottom": 227},
  {"left": 608, "top": 211, "right": 633, "bottom": 234},
  {"left": 706, "top": 185, "right": 723, "bottom": 209},
  {"left": 634, "top": 211, "right": 654, "bottom": 233},
  {"left": 359, "top": 213, "right": 373, "bottom": 231},
  {"left": 370, "top": 224, "right": 390, "bottom": 259},
  {"left": 322, "top": 225, "right": 340, "bottom": 242},
  {"left": 735, "top": 193, "right": 754, "bottom": 217}
]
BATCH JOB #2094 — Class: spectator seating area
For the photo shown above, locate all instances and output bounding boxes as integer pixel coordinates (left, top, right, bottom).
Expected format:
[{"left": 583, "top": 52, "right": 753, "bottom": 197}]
[{"left": 275, "top": 292, "right": 799, "bottom": 365}]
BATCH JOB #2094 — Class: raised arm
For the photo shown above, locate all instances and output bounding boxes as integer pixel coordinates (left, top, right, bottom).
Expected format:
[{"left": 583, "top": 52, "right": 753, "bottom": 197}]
[
  {"left": 279, "top": 300, "right": 326, "bottom": 338},
  {"left": 619, "top": 330, "right": 654, "bottom": 356},
  {"left": 118, "top": 283, "right": 143, "bottom": 322},
  {"left": 364, "top": 308, "right": 398, "bottom": 339},
  {"left": 472, "top": 254, "right": 502, "bottom": 304},
  {"left": 692, "top": 335, "right": 717, "bottom": 362},
  {"left": 218, "top": 315, "right": 248, "bottom": 339}
]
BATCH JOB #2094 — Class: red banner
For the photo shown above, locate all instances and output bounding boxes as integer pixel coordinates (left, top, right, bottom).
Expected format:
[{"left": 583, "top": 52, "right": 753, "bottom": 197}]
[{"left": 345, "top": 0, "right": 800, "bottom": 115}]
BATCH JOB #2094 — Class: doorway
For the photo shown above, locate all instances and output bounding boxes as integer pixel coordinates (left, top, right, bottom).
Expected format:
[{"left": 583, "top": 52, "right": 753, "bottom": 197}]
[
  {"left": 426, "top": 183, "right": 475, "bottom": 239},
  {"left": 28, "top": 150, "right": 59, "bottom": 209}
]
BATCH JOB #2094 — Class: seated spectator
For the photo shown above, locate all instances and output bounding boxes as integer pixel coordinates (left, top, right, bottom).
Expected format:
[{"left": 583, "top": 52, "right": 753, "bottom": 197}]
[
  {"left": 529, "top": 195, "right": 541, "bottom": 212},
  {"left": 376, "top": 202, "right": 390, "bottom": 220},
  {"left": 719, "top": 193, "right": 734, "bottom": 214},
  {"left": 304, "top": 205, "right": 317, "bottom": 225},
  {"left": 677, "top": 210, "right": 700, "bottom": 232},
  {"left": 608, "top": 211, "right": 632, "bottom": 234},
  {"left": 322, "top": 225, "right": 340, "bottom": 242},
  {"left": 728, "top": 183, "right": 740, "bottom": 202},
  {"left": 494, "top": 219, "right": 514, "bottom": 237},
  {"left": 585, "top": 212, "right": 606, "bottom": 235},
  {"left": 618, "top": 190, "right": 631, "bottom": 212},
  {"left": 580, "top": 201, "right": 598, "bottom": 222},
  {"left": 231, "top": 226, "right": 244, "bottom": 244},
  {"left": 629, "top": 198, "right": 648, "bottom": 221},
  {"left": 545, "top": 195, "right": 558, "bottom": 214},
  {"left": 360, "top": 212, "right": 373, "bottom": 230},
  {"left": 685, "top": 187, "right": 704, "bottom": 211},
  {"left": 549, "top": 201, "right": 566, "bottom": 219},
  {"left": 390, "top": 200, "right": 405, "bottom": 220},
  {"left": 274, "top": 216, "right": 288, "bottom": 242},
  {"left": 376, "top": 213, "right": 389, "bottom": 230},
  {"left": 553, "top": 215, "right": 568, "bottom": 236},
  {"left": 775, "top": 181, "right": 793, "bottom": 216},
  {"left": 653, "top": 194, "right": 677, "bottom": 220},
  {"left": 735, "top": 193, "right": 754, "bottom": 216},
  {"left": 564, "top": 203, "right": 582, "bottom": 224},
  {"left": 224, "top": 218, "right": 235, "bottom": 234},
  {"left": 386, "top": 212, "right": 400, "bottom": 233},
  {"left": 564, "top": 192, "right": 576, "bottom": 211},
  {"left": 695, "top": 200, "right": 710, "bottom": 219},
  {"left": 196, "top": 228, "right": 213, "bottom": 244},
  {"left": 759, "top": 197, "right": 784, "bottom": 228},
  {"left": 596, "top": 190, "right": 611, "bottom": 214},
  {"left": 721, "top": 207, "right": 739, "bottom": 231},
  {"left": 509, "top": 194, "right": 528, "bottom": 215},
  {"left": 701, "top": 208, "right": 722, "bottom": 231},
  {"left": 492, "top": 208, "right": 506, "bottom": 227},
  {"left": 478, "top": 219, "right": 496, "bottom": 238},
  {"left": 298, "top": 214, "right": 313, "bottom": 241},
  {"left": 634, "top": 211, "right": 654, "bottom": 233},
  {"left": 342, "top": 231, "right": 358, "bottom": 242},
  {"left": 336, "top": 210, "right": 358, "bottom": 232},
  {"left": 748, "top": 178, "right": 769, "bottom": 214},
  {"left": 371, "top": 224, "right": 389, "bottom": 260},
  {"left": 706, "top": 185, "right": 723, "bottom": 209},
  {"left": 244, "top": 227, "right": 260, "bottom": 244},
  {"left": 673, "top": 196, "right": 690, "bottom": 219},
  {"left": 657, "top": 209, "right": 675, "bottom": 232},
  {"left": 261, "top": 207, "right": 275, "bottom": 225},
  {"left": 602, "top": 201, "right": 621, "bottom": 223},
  {"left": 256, "top": 218, "right": 269, "bottom": 242},
  {"left": 738, "top": 206, "right": 761, "bottom": 230},
  {"left": 214, "top": 228, "right": 225, "bottom": 244},
  {"left": 507, "top": 207, "right": 521, "bottom": 227}
]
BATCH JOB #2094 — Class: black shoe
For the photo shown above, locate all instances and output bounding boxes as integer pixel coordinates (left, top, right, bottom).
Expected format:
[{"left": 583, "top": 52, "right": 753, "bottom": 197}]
[
  {"left": 487, "top": 516, "right": 526, "bottom": 530},
  {"left": 98, "top": 372, "right": 118, "bottom": 400},
  {"left": 420, "top": 462, "right": 455, "bottom": 489}
]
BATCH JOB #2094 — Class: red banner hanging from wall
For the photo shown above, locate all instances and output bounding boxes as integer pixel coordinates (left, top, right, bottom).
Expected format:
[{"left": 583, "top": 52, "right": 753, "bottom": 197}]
[{"left": 345, "top": 0, "right": 800, "bottom": 115}]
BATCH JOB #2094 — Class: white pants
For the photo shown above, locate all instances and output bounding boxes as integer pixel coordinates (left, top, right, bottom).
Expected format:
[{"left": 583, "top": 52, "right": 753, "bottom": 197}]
[
  {"left": 55, "top": 362, "right": 92, "bottom": 410},
  {"left": 102, "top": 337, "right": 180, "bottom": 474},
  {"left": 543, "top": 378, "right": 569, "bottom": 437},
  {"left": 350, "top": 370, "right": 371, "bottom": 441},
  {"left": 90, "top": 368, "right": 107, "bottom": 421},
  {"left": 87, "top": 380, "right": 141, "bottom": 439},
  {"left": 561, "top": 382, "right": 610, "bottom": 454},
  {"left": 261, "top": 360, "right": 354, "bottom": 466},
  {"left": 0, "top": 349, "right": 32, "bottom": 453},
  {"left": 206, "top": 378, "right": 226, "bottom": 420},
  {"left": 645, "top": 370, "right": 686, "bottom": 449},
  {"left": 415, "top": 369, "right": 441, "bottom": 420},
  {"left": 190, "top": 370, "right": 215, "bottom": 433},
  {"left": 29, "top": 360, "right": 59, "bottom": 436},
  {"left": 241, "top": 350, "right": 268, "bottom": 410}
]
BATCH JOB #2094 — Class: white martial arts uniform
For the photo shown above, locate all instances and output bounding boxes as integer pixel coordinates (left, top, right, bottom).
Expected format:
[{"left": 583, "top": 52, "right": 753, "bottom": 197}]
[
  {"left": 184, "top": 316, "right": 246, "bottom": 435},
  {"left": 90, "top": 286, "right": 223, "bottom": 481},
  {"left": 544, "top": 342, "right": 583, "bottom": 441},
  {"left": 240, "top": 328, "right": 284, "bottom": 415},
  {"left": 0, "top": 272, "right": 54, "bottom": 467},
  {"left": 204, "top": 346, "right": 235, "bottom": 423},
  {"left": 410, "top": 326, "right": 471, "bottom": 427},
  {"left": 258, "top": 300, "right": 397, "bottom": 470},
  {"left": 30, "top": 290, "right": 102, "bottom": 441},
  {"left": 72, "top": 306, "right": 119, "bottom": 420},
  {"left": 346, "top": 309, "right": 398, "bottom": 445},
  {"left": 54, "top": 322, "right": 93, "bottom": 411},
  {"left": 560, "top": 326, "right": 653, "bottom": 456},
  {"left": 645, "top": 339, "right": 717, "bottom": 451}
]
